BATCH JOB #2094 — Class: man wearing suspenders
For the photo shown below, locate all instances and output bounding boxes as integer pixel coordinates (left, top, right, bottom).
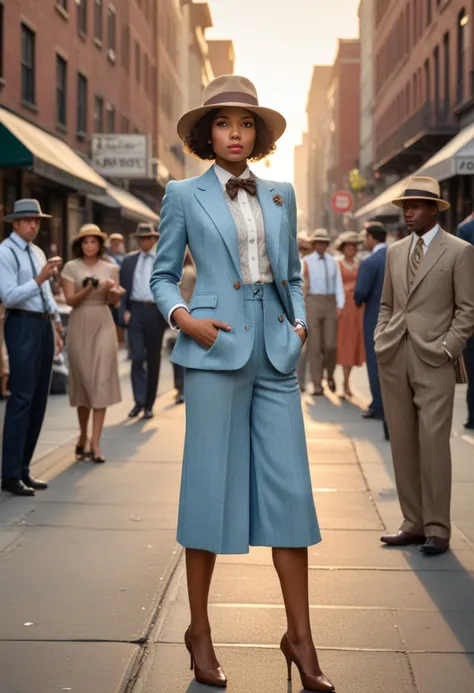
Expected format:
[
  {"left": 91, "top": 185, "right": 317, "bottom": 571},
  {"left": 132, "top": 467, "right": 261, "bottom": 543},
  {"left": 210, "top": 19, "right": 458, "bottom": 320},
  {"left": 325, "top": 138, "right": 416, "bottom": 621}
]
[{"left": 0, "top": 200, "right": 62, "bottom": 496}]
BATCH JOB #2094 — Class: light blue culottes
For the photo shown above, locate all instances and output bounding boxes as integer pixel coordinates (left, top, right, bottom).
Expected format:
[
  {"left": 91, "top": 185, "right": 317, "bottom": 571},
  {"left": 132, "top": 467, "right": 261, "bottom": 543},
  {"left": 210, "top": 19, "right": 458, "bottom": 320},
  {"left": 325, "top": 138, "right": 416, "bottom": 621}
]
[{"left": 177, "top": 284, "right": 321, "bottom": 554}]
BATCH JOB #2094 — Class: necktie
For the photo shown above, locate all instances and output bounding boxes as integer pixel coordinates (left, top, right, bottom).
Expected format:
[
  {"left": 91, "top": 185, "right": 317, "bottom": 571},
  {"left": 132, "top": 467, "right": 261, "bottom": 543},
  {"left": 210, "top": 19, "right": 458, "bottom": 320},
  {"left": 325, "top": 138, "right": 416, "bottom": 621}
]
[
  {"left": 26, "top": 245, "right": 49, "bottom": 312},
  {"left": 225, "top": 177, "right": 257, "bottom": 200},
  {"left": 320, "top": 256, "right": 329, "bottom": 293},
  {"left": 410, "top": 237, "right": 424, "bottom": 274}
]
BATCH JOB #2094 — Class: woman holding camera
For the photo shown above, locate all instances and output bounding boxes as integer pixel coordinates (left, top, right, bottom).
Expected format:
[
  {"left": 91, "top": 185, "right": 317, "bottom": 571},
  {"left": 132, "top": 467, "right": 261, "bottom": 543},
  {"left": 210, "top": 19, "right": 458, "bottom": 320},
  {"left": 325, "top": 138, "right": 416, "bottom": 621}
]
[{"left": 61, "top": 224, "right": 122, "bottom": 463}]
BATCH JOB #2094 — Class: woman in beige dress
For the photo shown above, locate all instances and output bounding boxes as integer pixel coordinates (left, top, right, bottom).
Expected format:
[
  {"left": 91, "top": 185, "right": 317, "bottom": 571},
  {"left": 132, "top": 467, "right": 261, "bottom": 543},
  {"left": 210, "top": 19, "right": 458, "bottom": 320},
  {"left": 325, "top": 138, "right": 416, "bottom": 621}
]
[{"left": 61, "top": 224, "right": 123, "bottom": 463}]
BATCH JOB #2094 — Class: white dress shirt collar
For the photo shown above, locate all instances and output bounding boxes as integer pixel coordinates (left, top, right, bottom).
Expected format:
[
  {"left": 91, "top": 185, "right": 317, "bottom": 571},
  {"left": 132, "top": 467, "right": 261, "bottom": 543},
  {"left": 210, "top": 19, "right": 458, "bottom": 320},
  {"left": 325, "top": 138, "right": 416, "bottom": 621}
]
[
  {"left": 411, "top": 224, "right": 439, "bottom": 249},
  {"left": 372, "top": 242, "right": 387, "bottom": 254},
  {"left": 214, "top": 163, "right": 251, "bottom": 187},
  {"left": 9, "top": 231, "right": 28, "bottom": 250}
]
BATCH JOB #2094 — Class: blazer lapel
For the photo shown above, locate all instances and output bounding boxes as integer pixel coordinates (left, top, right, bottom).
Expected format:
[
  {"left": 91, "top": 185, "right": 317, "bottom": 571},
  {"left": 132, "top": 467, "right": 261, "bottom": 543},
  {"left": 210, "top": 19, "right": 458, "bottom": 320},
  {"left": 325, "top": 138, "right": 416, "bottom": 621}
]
[
  {"left": 256, "top": 178, "right": 282, "bottom": 274},
  {"left": 398, "top": 236, "right": 412, "bottom": 297},
  {"left": 410, "top": 228, "right": 447, "bottom": 294},
  {"left": 194, "top": 167, "right": 242, "bottom": 281}
]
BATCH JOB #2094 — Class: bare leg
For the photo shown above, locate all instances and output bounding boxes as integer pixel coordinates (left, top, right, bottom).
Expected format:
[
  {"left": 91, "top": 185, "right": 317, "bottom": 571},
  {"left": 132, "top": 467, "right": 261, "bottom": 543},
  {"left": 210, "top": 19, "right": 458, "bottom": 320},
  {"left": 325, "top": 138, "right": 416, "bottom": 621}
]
[
  {"left": 186, "top": 548, "right": 219, "bottom": 669},
  {"left": 343, "top": 366, "right": 353, "bottom": 396},
  {"left": 91, "top": 408, "right": 106, "bottom": 456},
  {"left": 273, "top": 547, "right": 322, "bottom": 676},
  {"left": 77, "top": 406, "right": 90, "bottom": 448}
]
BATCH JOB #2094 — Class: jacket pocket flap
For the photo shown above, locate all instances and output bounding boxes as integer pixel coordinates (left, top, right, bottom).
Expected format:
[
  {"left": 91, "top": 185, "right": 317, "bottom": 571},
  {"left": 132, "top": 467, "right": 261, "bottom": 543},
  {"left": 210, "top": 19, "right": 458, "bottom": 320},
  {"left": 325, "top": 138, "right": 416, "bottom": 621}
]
[{"left": 189, "top": 293, "right": 218, "bottom": 309}]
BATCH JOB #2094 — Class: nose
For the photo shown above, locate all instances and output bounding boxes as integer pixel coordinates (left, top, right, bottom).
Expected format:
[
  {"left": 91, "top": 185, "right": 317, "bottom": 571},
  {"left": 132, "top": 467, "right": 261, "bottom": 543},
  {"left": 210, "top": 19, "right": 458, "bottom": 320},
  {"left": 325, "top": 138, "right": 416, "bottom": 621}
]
[{"left": 230, "top": 126, "right": 241, "bottom": 140}]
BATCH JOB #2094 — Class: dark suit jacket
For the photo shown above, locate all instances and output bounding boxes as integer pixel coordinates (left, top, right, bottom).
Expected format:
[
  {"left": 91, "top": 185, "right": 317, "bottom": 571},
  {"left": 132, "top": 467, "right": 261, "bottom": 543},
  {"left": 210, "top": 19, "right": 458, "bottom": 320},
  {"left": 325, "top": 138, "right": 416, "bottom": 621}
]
[
  {"left": 118, "top": 251, "right": 140, "bottom": 327},
  {"left": 353, "top": 245, "right": 387, "bottom": 337},
  {"left": 457, "top": 217, "right": 474, "bottom": 246}
]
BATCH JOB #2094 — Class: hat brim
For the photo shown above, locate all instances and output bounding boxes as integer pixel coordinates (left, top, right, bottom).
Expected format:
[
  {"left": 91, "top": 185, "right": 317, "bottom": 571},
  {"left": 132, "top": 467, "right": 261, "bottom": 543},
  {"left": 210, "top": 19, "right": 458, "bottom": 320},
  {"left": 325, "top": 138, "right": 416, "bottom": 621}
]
[
  {"left": 71, "top": 230, "right": 108, "bottom": 245},
  {"left": 177, "top": 103, "right": 287, "bottom": 142},
  {"left": 135, "top": 231, "right": 160, "bottom": 238},
  {"left": 392, "top": 195, "right": 450, "bottom": 211},
  {"left": 311, "top": 237, "right": 330, "bottom": 243},
  {"left": 5, "top": 212, "right": 52, "bottom": 222}
]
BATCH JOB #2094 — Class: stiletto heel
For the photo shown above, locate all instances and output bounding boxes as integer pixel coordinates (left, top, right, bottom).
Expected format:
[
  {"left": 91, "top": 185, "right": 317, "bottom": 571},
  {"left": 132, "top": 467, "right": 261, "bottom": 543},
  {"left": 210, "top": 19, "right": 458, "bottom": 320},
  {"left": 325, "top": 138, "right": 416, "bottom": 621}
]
[
  {"left": 75, "top": 442, "right": 87, "bottom": 461},
  {"left": 280, "top": 633, "right": 335, "bottom": 692},
  {"left": 184, "top": 628, "right": 227, "bottom": 688}
]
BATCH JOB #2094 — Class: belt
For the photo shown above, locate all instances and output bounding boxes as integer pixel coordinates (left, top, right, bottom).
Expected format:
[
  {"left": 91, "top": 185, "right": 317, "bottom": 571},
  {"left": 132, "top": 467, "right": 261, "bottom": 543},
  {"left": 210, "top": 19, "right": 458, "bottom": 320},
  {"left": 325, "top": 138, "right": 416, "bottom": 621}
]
[
  {"left": 131, "top": 300, "right": 156, "bottom": 306},
  {"left": 7, "top": 309, "right": 54, "bottom": 320}
]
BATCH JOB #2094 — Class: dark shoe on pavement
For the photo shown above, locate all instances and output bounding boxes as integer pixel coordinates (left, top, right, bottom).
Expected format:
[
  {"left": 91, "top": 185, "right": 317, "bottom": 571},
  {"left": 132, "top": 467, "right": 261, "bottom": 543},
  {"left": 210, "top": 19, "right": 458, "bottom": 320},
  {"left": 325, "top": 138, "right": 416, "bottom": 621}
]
[
  {"left": 128, "top": 404, "right": 143, "bottom": 418},
  {"left": 381, "top": 530, "right": 425, "bottom": 546},
  {"left": 142, "top": 408, "right": 154, "bottom": 420},
  {"left": 464, "top": 421, "right": 474, "bottom": 430},
  {"left": 175, "top": 392, "right": 185, "bottom": 405},
  {"left": 1, "top": 479, "right": 35, "bottom": 496},
  {"left": 23, "top": 476, "right": 48, "bottom": 490},
  {"left": 420, "top": 537, "right": 450, "bottom": 555},
  {"left": 362, "top": 408, "right": 384, "bottom": 420},
  {"left": 327, "top": 379, "right": 336, "bottom": 393}
]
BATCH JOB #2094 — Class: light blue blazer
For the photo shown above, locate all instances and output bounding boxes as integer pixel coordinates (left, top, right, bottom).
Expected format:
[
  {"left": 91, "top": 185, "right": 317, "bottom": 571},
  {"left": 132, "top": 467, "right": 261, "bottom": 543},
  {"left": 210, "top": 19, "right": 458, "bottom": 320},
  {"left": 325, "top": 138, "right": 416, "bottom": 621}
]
[{"left": 150, "top": 166, "right": 305, "bottom": 374}]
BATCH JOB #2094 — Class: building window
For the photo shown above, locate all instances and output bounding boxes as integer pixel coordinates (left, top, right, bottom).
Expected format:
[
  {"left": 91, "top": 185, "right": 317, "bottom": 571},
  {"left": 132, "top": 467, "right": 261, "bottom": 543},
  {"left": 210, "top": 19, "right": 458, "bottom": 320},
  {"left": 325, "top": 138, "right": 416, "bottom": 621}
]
[
  {"left": 93, "top": 94, "right": 103, "bottom": 133},
  {"left": 107, "top": 5, "right": 116, "bottom": 56},
  {"left": 122, "top": 24, "right": 130, "bottom": 70},
  {"left": 106, "top": 104, "right": 115, "bottom": 132},
  {"left": 426, "top": 0, "right": 431, "bottom": 26},
  {"left": 144, "top": 53, "right": 148, "bottom": 94},
  {"left": 433, "top": 45, "right": 440, "bottom": 116},
  {"left": 443, "top": 32, "right": 450, "bottom": 115},
  {"left": 77, "top": 0, "right": 87, "bottom": 35},
  {"left": 121, "top": 115, "right": 129, "bottom": 133},
  {"left": 94, "top": 0, "right": 103, "bottom": 42},
  {"left": 77, "top": 73, "right": 88, "bottom": 134},
  {"left": 0, "top": 2, "right": 4, "bottom": 81},
  {"left": 21, "top": 24, "right": 36, "bottom": 105},
  {"left": 135, "top": 41, "right": 141, "bottom": 83},
  {"left": 424, "top": 59, "right": 431, "bottom": 102},
  {"left": 457, "top": 9, "right": 467, "bottom": 104},
  {"left": 56, "top": 55, "right": 67, "bottom": 126}
]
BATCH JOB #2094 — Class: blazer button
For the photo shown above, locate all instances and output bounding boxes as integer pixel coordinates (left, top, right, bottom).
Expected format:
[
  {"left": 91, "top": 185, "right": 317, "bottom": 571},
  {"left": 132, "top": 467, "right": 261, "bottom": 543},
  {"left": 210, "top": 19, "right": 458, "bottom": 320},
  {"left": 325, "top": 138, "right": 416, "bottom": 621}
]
[
  {"left": 282, "top": 279, "right": 288, "bottom": 287},
  {"left": 245, "top": 326, "right": 250, "bottom": 331},
  {"left": 233, "top": 281, "right": 241, "bottom": 290},
  {"left": 278, "top": 315, "right": 284, "bottom": 323}
]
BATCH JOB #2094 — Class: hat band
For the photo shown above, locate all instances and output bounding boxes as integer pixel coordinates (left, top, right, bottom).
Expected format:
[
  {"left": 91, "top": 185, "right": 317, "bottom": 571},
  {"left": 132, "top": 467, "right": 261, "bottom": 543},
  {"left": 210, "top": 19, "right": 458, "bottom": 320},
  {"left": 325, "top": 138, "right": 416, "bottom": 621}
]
[
  {"left": 204, "top": 91, "right": 259, "bottom": 107},
  {"left": 12, "top": 210, "right": 42, "bottom": 215},
  {"left": 402, "top": 189, "right": 440, "bottom": 200}
]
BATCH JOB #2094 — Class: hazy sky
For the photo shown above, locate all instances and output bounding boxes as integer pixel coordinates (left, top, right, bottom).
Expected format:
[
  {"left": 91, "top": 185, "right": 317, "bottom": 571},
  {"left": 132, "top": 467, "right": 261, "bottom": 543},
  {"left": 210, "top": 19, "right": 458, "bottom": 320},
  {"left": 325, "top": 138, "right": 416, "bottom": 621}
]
[{"left": 205, "top": 0, "right": 360, "bottom": 182}]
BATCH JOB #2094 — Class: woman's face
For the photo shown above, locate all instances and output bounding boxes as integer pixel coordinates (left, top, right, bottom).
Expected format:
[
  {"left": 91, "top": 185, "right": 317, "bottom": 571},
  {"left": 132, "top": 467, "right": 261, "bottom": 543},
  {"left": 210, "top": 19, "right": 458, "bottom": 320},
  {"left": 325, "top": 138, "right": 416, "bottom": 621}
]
[
  {"left": 211, "top": 107, "right": 257, "bottom": 163},
  {"left": 343, "top": 242, "right": 358, "bottom": 260},
  {"left": 82, "top": 235, "right": 100, "bottom": 258}
]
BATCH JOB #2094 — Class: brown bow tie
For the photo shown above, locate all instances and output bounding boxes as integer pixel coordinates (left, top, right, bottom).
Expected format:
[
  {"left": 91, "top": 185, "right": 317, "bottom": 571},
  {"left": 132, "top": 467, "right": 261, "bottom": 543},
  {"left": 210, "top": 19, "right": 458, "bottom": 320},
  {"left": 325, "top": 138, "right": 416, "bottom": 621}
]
[{"left": 225, "top": 177, "right": 257, "bottom": 200}]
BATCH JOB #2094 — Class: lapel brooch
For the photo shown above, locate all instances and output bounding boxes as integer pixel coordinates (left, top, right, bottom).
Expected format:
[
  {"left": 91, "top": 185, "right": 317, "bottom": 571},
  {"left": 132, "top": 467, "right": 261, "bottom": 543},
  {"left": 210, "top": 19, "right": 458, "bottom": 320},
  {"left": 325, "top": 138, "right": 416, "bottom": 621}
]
[{"left": 273, "top": 194, "right": 283, "bottom": 206}]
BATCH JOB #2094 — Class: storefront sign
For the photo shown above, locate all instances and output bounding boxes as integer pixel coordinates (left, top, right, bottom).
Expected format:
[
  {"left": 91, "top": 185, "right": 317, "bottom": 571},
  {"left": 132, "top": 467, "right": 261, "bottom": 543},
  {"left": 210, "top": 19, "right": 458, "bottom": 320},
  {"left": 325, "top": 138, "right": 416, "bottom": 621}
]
[
  {"left": 456, "top": 158, "right": 474, "bottom": 174},
  {"left": 331, "top": 190, "right": 353, "bottom": 213},
  {"left": 91, "top": 134, "right": 151, "bottom": 178}
]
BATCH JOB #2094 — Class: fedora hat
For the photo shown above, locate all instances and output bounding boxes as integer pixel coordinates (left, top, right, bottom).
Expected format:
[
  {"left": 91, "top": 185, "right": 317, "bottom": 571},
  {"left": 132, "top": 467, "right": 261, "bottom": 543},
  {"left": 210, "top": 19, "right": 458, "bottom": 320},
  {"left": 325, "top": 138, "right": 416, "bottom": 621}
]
[
  {"left": 334, "top": 231, "right": 361, "bottom": 251},
  {"left": 309, "top": 228, "right": 331, "bottom": 244},
  {"left": 72, "top": 223, "right": 107, "bottom": 246},
  {"left": 5, "top": 199, "right": 52, "bottom": 222},
  {"left": 177, "top": 75, "right": 287, "bottom": 143},
  {"left": 392, "top": 176, "right": 450, "bottom": 211},
  {"left": 135, "top": 222, "right": 159, "bottom": 237},
  {"left": 108, "top": 232, "right": 124, "bottom": 242}
]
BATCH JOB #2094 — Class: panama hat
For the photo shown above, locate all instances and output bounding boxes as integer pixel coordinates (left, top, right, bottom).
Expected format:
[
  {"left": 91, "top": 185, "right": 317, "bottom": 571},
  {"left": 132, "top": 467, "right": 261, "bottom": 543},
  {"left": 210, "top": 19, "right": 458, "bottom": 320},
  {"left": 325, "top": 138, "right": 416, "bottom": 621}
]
[
  {"left": 5, "top": 199, "right": 52, "bottom": 222},
  {"left": 135, "top": 222, "right": 159, "bottom": 237},
  {"left": 309, "top": 228, "right": 331, "bottom": 243},
  {"left": 109, "top": 232, "right": 124, "bottom": 242},
  {"left": 391, "top": 176, "right": 450, "bottom": 211},
  {"left": 334, "top": 231, "right": 361, "bottom": 251},
  {"left": 72, "top": 223, "right": 107, "bottom": 245},
  {"left": 177, "top": 74, "right": 287, "bottom": 143}
]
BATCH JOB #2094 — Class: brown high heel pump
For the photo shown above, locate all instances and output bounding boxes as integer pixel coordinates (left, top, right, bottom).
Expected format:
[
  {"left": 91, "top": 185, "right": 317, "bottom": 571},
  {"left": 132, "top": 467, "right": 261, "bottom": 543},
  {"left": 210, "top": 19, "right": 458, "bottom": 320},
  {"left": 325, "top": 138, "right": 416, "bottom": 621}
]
[
  {"left": 280, "top": 633, "right": 335, "bottom": 692},
  {"left": 184, "top": 628, "right": 227, "bottom": 688}
]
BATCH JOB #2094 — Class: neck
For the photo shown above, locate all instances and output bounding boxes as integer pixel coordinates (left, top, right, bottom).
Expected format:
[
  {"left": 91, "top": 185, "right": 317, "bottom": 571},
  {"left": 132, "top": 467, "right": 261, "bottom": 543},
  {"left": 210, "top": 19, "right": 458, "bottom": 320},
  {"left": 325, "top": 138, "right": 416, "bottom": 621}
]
[
  {"left": 415, "top": 222, "right": 437, "bottom": 237},
  {"left": 83, "top": 257, "right": 99, "bottom": 266},
  {"left": 215, "top": 157, "right": 248, "bottom": 177}
]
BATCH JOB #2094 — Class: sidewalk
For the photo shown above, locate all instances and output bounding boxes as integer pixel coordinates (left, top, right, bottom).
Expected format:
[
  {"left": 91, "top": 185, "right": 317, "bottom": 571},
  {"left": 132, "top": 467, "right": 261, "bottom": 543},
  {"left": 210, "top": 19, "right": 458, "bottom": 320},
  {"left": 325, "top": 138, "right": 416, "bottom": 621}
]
[{"left": 0, "top": 365, "right": 473, "bottom": 692}]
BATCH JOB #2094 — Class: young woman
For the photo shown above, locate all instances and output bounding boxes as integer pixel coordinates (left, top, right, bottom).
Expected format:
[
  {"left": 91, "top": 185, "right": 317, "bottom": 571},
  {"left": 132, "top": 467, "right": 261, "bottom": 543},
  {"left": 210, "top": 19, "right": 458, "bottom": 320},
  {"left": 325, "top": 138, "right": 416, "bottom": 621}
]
[
  {"left": 61, "top": 225, "right": 123, "bottom": 463},
  {"left": 335, "top": 232, "right": 365, "bottom": 397},
  {"left": 150, "top": 76, "right": 334, "bottom": 692}
]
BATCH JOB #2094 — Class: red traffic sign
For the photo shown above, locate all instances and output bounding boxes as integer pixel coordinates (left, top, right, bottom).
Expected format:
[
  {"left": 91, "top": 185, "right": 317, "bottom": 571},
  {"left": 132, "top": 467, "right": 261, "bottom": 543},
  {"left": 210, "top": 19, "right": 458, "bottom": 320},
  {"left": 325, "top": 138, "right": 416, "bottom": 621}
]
[{"left": 331, "top": 191, "right": 353, "bottom": 213}]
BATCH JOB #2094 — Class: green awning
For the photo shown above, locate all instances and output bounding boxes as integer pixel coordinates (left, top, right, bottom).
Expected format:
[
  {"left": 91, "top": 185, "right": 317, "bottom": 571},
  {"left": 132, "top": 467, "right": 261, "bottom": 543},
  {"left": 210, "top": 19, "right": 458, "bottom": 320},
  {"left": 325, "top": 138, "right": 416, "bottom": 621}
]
[{"left": 0, "top": 107, "right": 107, "bottom": 195}]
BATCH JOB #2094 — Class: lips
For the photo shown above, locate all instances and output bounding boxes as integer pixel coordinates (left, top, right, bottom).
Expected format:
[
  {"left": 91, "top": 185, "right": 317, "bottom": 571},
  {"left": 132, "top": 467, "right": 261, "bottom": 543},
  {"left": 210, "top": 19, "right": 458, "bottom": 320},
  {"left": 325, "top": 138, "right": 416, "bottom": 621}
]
[{"left": 228, "top": 145, "right": 243, "bottom": 152}]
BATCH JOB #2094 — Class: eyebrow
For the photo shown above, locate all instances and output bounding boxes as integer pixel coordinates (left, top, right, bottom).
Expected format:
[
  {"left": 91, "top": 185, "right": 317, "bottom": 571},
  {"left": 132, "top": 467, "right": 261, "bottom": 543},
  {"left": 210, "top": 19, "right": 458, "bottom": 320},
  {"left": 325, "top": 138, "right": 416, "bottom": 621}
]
[{"left": 215, "top": 115, "right": 254, "bottom": 121}]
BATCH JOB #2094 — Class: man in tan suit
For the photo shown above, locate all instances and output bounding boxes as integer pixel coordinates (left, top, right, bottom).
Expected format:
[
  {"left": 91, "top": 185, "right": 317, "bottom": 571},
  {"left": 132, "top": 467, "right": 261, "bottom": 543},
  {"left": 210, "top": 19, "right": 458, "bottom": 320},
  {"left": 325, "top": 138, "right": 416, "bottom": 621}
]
[{"left": 375, "top": 176, "right": 474, "bottom": 555}]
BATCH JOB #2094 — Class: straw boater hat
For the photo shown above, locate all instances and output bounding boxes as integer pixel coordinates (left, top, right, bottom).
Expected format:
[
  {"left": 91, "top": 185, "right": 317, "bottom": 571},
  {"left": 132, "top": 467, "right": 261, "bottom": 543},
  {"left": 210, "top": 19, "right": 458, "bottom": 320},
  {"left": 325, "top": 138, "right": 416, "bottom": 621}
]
[
  {"left": 309, "top": 228, "right": 331, "bottom": 244},
  {"left": 5, "top": 199, "right": 52, "bottom": 222},
  {"left": 334, "top": 231, "right": 361, "bottom": 252},
  {"left": 391, "top": 176, "right": 450, "bottom": 211},
  {"left": 109, "top": 232, "right": 124, "bottom": 242},
  {"left": 72, "top": 223, "right": 107, "bottom": 245},
  {"left": 135, "top": 222, "right": 159, "bottom": 237},
  {"left": 177, "top": 74, "right": 287, "bottom": 143}
]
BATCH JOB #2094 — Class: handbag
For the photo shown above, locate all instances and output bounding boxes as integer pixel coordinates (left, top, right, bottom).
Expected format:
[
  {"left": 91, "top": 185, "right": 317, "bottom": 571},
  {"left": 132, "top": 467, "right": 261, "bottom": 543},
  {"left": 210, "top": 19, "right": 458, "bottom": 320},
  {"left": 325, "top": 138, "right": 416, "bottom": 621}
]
[{"left": 454, "top": 354, "right": 468, "bottom": 385}]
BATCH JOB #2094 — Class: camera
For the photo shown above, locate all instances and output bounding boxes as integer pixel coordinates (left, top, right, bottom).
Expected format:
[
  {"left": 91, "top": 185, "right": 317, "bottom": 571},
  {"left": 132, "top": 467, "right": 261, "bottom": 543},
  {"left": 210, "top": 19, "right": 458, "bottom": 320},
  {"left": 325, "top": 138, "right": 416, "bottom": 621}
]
[{"left": 82, "top": 276, "right": 99, "bottom": 288}]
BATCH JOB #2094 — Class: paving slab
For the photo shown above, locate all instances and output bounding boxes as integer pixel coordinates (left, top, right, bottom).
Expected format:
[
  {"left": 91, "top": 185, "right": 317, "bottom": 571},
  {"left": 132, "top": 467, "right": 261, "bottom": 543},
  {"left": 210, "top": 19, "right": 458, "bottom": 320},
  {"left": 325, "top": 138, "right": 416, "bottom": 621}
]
[
  {"left": 175, "top": 564, "right": 474, "bottom": 611},
  {"left": 408, "top": 653, "right": 474, "bottom": 693},
  {"left": 0, "top": 526, "right": 178, "bottom": 640},
  {"left": 136, "top": 644, "right": 416, "bottom": 693},
  {"left": 0, "top": 527, "right": 25, "bottom": 554},
  {"left": 397, "top": 610, "right": 474, "bottom": 653},
  {"left": 157, "top": 602, "right": 403, "bottom": 651},
  {"left": 312, "top": 491, "right": 383, "bottom": 530},
  {"left": 0, "top": 642, "right": 139, "bottom": 693},
  {"left": 309, "top": 464, "right": 367, "bottom": 491}
]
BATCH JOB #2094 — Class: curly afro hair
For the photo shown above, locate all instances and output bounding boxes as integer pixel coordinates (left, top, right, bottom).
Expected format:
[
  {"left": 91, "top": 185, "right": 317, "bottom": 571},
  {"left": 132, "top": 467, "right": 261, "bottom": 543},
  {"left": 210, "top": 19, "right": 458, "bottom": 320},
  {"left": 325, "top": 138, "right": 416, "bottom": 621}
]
[{"left": 184, "top": 109, "right": 277, "bottom": 162}]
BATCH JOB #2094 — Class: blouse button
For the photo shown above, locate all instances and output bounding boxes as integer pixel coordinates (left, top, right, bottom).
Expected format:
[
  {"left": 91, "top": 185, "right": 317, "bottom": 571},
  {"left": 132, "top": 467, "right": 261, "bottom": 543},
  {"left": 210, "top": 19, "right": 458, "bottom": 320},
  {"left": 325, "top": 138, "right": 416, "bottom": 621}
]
[
  {"left": 233, "top": 281, "right": 241, "bottom": 290},
  {"left": 278, "top": 315, "right": 284, "bottom": 323},
  {"left": 245, "top": 326, "right": 250, "bottom": 331},
  {"left": 282, "top": 279, "right": 288, "bottom": 287}
]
